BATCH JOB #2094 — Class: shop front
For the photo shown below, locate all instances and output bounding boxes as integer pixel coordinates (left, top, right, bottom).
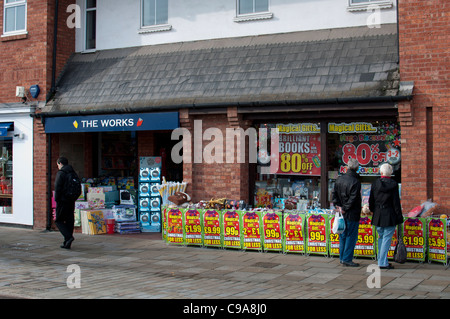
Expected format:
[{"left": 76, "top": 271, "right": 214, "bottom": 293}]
[
  {"left": 41, "top": 111, "right": 181, "bottom": 231},
  {"left": 0, "top": 106, "right": 35, "bottom": 226}
]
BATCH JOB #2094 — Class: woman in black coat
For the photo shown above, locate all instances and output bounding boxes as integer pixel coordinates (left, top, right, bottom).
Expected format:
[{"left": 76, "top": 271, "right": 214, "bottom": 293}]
[{"left": 369, "top": 163, "right": 403, "bottom": 269}]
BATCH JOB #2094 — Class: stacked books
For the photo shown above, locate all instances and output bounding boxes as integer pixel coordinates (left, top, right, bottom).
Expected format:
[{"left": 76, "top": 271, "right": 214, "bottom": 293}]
[
  {"left": 115, "top": 221, "right": 141, "bottom": 234},
  {"left": 80, "top": 210, "right": 107, "bottom": 235}
]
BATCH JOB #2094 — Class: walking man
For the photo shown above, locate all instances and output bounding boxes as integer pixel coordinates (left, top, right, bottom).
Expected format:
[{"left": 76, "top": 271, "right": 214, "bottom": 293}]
[
  {"left": 332, "top": 158, "right": 362, "bottom": 267},
  {"left": 54, "top": 157, "right": 77, "bottom": 249}
]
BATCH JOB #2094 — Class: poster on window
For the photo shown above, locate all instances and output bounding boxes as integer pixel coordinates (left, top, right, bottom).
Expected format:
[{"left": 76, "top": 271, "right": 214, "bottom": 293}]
[
  {"left": 329, "top": 121, "right": 401, "bottom": 176},
  {"left": 271, "top": 123, "right": 321, "bottom": 176}
]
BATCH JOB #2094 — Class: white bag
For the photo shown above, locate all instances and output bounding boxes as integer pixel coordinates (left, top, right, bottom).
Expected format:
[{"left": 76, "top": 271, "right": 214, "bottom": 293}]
[{"left": 332, "top": 209, "right": 345, "bottom": 234}]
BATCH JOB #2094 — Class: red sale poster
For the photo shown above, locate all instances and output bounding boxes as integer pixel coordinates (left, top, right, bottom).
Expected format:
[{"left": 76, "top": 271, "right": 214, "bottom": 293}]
[
  {"left": 203, "top": 210, "right": 222, "bottom": 247},
  {"left": 183, "top": 208, "right": 202, "bottom": 246},
  {"left": 283, "top": 213, "right": 305, "bottom": 254},
  {"left": 242, "top": 211, "right": 262, "bottom": 250},
  {"left": 328, "top": 215, "right": 340, "bottom": 257},
  {"left": 354, "top": 216, "right": 376, "bottom": 258},
  {"left": 262, "top": 211, "right": 282, "bottom": 252},
  {"left": 402, "top": 217, "right": 426, "bottom": 262},
  {"left": 272, "top": 123, "right": 321, "bottom": 176},
  {"left": 167, "top": 208, "right": 184, "bottom": 245},
  {"left": 306, "top": 214, "right": 328, "bottom": 255},
  {"left": 427, "top": 218, "right": 448, "bottom": 264},
  {"left": 222, "top": 210, "right": 242, "bottom": 249}
]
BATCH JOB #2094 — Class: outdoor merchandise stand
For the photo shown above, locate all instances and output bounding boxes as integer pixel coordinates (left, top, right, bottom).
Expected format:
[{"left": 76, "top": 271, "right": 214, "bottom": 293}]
[{"left": 163, "top": 207, "right": 449, "bottom": 266}]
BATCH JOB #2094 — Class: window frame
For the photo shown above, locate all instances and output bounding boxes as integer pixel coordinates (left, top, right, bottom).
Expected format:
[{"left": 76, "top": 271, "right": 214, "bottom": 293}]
[
  {"left": 2, "top": 0, "right": 27, "bottom": 36},
  {"left": 347, "top": 0, "right": 393, "bottom": 12},
  {"left": 84, "top": 0, "right": 97, "bottom": 52},
  {"left": 234, "top": 0, "right": 273, "bottom": 23},
  {"left": 139, "top": 0, "right": 171, "bottom": 34}
]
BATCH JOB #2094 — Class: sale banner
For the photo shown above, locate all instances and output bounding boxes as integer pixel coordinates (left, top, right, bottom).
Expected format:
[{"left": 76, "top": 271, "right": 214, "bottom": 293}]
[
  {"left": 242, "top": 211, "right": 263, "bottom": 250},
  {"left": 401, "top": 217, "right": 426, "bottom": 262},
  {"left": 328, "top": 215, "right": 340, "bottom": 257},
  {"left": 166, "top": 208, "right": 184, "bottom": 245},
  {"left": 427, "top": 218, "right": 448, "bottom": 264},
  {"left": 222, "top": 210, "right": 242, "bottom": 249},
  {"left": 262, "top": 211, "right": 283, "bottom": 252},
  {"left": 306, "top": 213, "right": 329, "bottom": 255},
  {"left": 329, "top": 121, "right": 401, "bottom": 176},
  {"left": 283, "top": 213, "right": 305, "bottom": 254},
  {"left": 183, "top": 208, "right": 203, "bottom": 246},
  {"left": 354, "top": 216, "right": 376, "bottom": 258},
  {"left": 202, "top": 210, "right": 222, "bottom": 247},
  {"left": 272, "top": 123, "right": 321, "bottom": 176},
  {"left": 162, "top": 207, "right": 168, "bottom": 242}
]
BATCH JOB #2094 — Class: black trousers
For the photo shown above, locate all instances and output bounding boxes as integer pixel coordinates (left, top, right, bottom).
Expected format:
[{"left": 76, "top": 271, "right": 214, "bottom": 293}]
[{"left": 55, "top": 201, "right": 75, "bottom": 242}]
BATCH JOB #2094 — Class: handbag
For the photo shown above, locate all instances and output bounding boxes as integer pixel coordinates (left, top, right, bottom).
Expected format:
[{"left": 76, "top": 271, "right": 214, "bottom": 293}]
[
  {"left": 332, "top": 209, "right": 345, "bottom": 234},
  {"left": 394, "top": 235, "right": 407, "bottom": 264}
]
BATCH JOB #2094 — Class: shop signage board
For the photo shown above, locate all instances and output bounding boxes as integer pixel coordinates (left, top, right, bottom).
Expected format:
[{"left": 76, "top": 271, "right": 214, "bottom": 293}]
[
  {"left": 354, "top": 216, "right": 376, "bottom": 258},
  {"left": 203, "top": 210, "right": 222, "bottom": 248},
  {"left": 283, "top": 212, "right": 306, "bottom": 254},
  {"left": 328, "top": 214, "right": 340, "bottom": 257},
  {"left": 242, "top": 211, "right": 263, "bottom": 251},
  {"left": 44, "top": 112, "right": 179, "bottom": 133},
  {"left": 426, "top": 217, "right": 448, "bottom": 265},
  {"left": 328, "top": 121, "right": 401, "bottom": 176},
  {"left": 183, "top": 208, "right": 203, "bottom": 246},
  {"left": 262, "top": 211, "right": 283, "bottom": 252},
  {"left": 272, "top": 123, "right": 321, "bottom": 176},
  {"left": 166, "top": 208, "right": 184, "bottom": 245},
  {"left": 306, "top": 213, "right": 329, "bottom": 256},
  {"left": 401, "top": 217, "right": 426, "bottom": 262},
  {"left": 222, "top": 210, "right": 242, "bottom": 249}
]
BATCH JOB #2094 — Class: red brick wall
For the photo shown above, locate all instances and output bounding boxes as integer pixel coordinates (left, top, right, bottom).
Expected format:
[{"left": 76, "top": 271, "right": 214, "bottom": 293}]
[
  {"left": 398, "top": 1, "right": 449, "bottom": 213},
  {"left": 180, "top": 109, "right": 250, "bottom": 203}
]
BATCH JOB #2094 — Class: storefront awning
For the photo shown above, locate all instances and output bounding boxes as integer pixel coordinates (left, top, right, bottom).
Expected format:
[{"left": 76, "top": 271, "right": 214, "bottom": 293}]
[
  {"left": 0, "top": 122, "right": 13, "bottom": 137},
  {"left": 44, "top": 112, "right": 179, "bottom": 133}
]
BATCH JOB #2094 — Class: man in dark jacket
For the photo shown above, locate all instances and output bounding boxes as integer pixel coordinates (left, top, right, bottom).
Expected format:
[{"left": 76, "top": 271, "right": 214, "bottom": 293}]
[
  {"left": 55, "top": 157, "right": 76, "bottom": 249},
  {"left": 332, "top": 158, "right": 361, "bottom": 267},
  {"left": 369, "top": 163, "right": 403, "bottom": 269}
]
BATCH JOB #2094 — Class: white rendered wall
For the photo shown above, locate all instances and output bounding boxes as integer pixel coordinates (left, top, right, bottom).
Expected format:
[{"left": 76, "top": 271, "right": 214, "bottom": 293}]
[
  {"left": 75, "top": 0, "right": 397, "bottom": 52},
  {"left": 0, "top": 107, "right": 34, "bottom": 226}
]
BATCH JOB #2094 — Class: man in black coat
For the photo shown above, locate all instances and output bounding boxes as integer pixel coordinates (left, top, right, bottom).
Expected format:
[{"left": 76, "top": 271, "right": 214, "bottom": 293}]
[
  {"left": 54, "top": 157, "right": 76, "bottom": 249},
  {"left": 369, "top": 163, "right": 403, "bottom": 269},
  {"left": 332, "top": 158, "right": 361, "bottom": 267}
]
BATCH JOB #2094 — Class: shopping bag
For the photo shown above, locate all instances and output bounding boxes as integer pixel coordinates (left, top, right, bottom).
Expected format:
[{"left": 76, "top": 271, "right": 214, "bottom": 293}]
[
  {"left": 394, "top": 236, "right": 407, "bottom": 264},
  {"left": 332, "top": 209, "right": 345, "bottom": 234}
]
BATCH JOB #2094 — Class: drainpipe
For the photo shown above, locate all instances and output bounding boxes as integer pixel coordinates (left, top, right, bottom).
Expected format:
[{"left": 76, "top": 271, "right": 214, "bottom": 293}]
[{"left": 47, "top": 0, "right": 59, "bottom": 103}]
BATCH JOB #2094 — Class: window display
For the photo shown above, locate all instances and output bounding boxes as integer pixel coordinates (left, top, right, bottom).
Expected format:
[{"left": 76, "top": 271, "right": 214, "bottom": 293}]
[{"left": 0, "top": 140, "right": 13, "bottom": 214}]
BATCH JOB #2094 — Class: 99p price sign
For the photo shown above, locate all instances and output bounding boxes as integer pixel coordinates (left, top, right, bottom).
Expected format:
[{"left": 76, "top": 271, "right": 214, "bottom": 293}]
[
  {"left": 306, "top": 214, "right": 328, "bottom": 255},
  {"left": 262, "top": 211, "right": 282, "bottom": 252},
  {"left": 222, "top": 210, "right": 242, "bottom": 249}
]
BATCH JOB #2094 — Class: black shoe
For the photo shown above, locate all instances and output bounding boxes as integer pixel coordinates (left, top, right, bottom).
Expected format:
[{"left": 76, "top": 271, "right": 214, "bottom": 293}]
[
  {"left": 379, "top": 263, "right": 394, "bottom": 269},
  {"left": 342, "top": 261, "right": 360, "bottom": 267},
  {"left": 61, "top": 237, "right": 74, "bottom": 249}
]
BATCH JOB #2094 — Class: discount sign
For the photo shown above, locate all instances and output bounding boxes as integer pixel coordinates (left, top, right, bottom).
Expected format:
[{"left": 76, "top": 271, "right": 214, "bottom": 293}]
[
  {"left": 222, "top": 210, "right": 242, "bottom": 249},
  {"left": 402, "top": 217, "right": 426, "bottom": 262},
  {"left": 306, "top": 214, "right": 328, "bottom": 255},
  {"left": 184, "top": 209, "right": 202, "bottom": 246},
  {"left": 262, "top": 211, "right": 282, "bottom": 251},
  {"left": 283, "top": 213, "right": 305, "bottom": 253},
  {"left": 427, "top": 218, "right": 448, "bottom": 264},
  {"left": 203, "top": 210, "right": 222, "bottom": 247}
]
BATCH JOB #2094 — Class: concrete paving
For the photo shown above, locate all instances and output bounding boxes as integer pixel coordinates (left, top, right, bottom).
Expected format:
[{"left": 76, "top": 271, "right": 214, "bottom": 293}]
[{"left": 0, "top": 226, "right": 449, "bottom": 300}]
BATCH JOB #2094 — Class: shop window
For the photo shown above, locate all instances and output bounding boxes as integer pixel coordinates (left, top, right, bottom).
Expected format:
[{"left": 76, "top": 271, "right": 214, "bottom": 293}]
[
  {"left": 253, "top": 123, "right": 322, "bottom": 210},
  {"left": 3, "top": 0, "right": 27, "bottom": 35},
  {"left": 85, "top": 0, "right": 96, "bottom": 50},
  {"left": 100, "top": 132, "right": 137, "bottom": 178},
  {"left": 327, "top": 120, "right": 401, "bottom": 206},
  {"left": 0, "top": 139, "right": 13, "bottom": 214}
]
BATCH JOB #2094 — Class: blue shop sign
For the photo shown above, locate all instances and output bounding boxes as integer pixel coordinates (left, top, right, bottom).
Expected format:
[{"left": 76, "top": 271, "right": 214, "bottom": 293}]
[
  {"left": 44, "top": 112, "right": 179, "bottom": 133},
  {"left": 0, "top": 122, "right": 13, "bottom": 137}
]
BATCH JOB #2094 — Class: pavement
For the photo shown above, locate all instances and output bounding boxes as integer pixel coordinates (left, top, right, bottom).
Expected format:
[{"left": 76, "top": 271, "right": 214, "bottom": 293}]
[{"left": 0, "top": 225, "right": 449, "bottom": 302}]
